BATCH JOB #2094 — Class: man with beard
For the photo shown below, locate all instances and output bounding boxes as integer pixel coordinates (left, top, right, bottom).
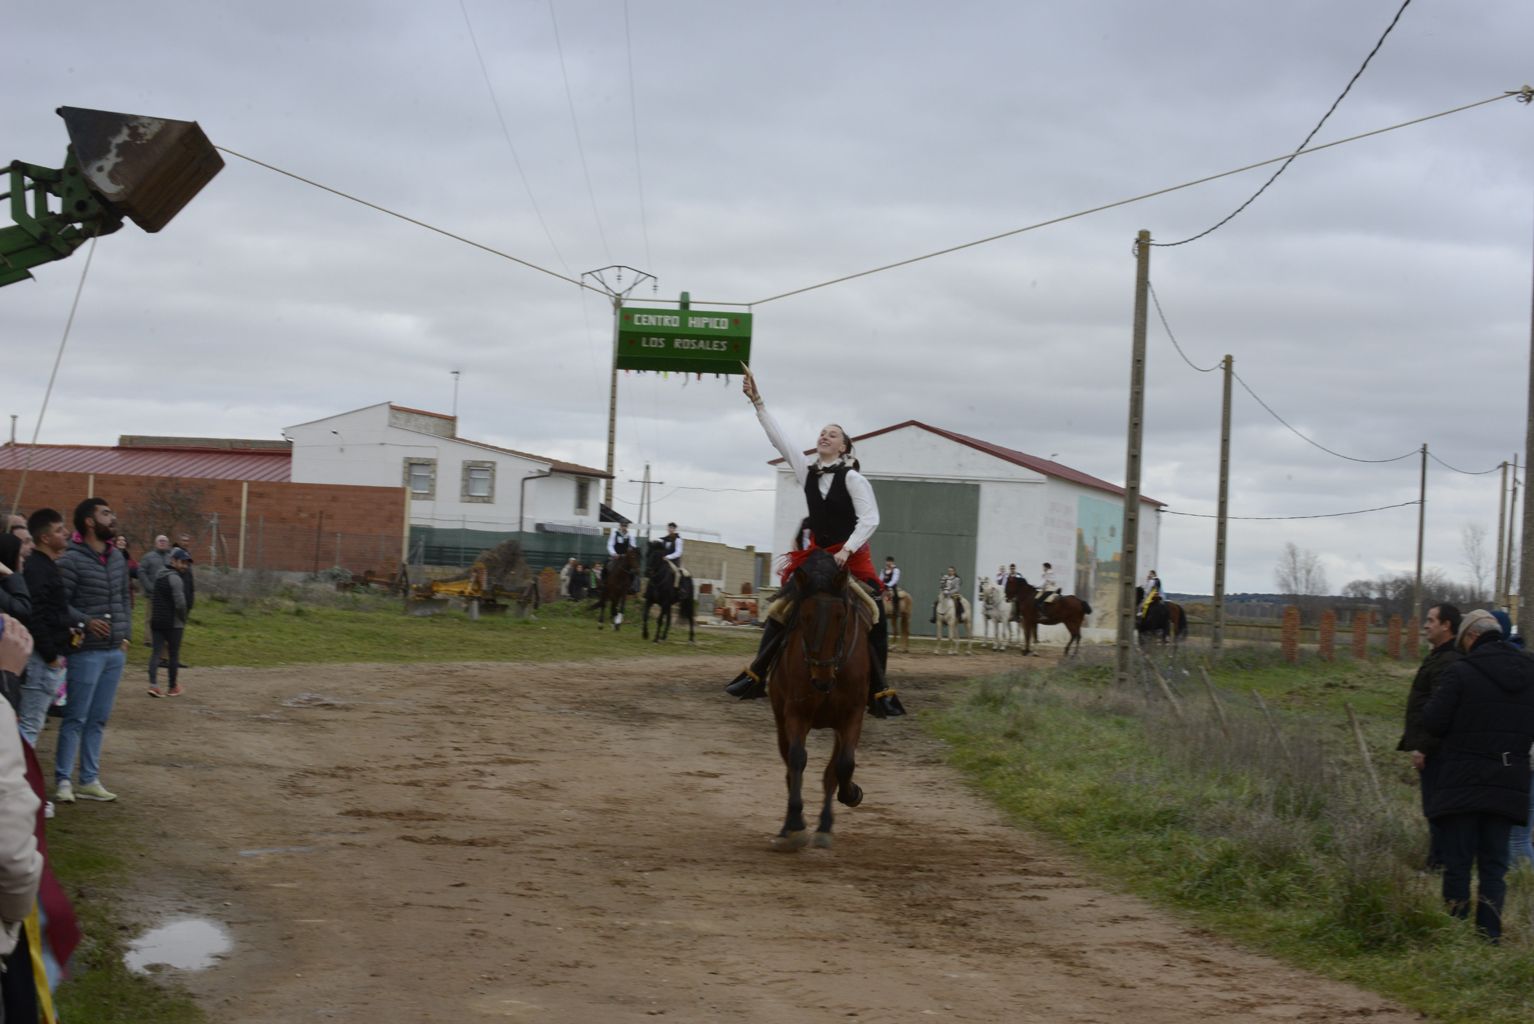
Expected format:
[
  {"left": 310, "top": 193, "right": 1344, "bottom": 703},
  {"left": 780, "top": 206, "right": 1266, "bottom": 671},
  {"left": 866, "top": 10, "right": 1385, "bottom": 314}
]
[{"left": 53, "top": 499, "right": 131, "bottom": 804}]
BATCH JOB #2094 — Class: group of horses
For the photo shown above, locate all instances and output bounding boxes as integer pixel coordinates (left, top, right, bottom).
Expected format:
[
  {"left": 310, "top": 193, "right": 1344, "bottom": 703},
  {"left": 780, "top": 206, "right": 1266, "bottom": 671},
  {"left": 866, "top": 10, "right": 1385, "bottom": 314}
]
[
  {"left": 590, "top": 540, "right": 696, "bottom": 643},
  {"left": 880, "top": 575, "right": 1186, "bottom": 656}
]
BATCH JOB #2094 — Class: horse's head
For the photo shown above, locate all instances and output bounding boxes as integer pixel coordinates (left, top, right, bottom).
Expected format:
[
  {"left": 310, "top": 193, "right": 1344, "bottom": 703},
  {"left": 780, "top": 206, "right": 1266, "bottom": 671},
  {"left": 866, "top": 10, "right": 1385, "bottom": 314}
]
[
  {"left": 791, "top": 548, "right": 846, "bottom": 598},
  {"left": 1005, "top": 577, "right": 1033, "bottom": 601},
  {"left": 790, "top": 550, "right": 856, "bottom": 690}
]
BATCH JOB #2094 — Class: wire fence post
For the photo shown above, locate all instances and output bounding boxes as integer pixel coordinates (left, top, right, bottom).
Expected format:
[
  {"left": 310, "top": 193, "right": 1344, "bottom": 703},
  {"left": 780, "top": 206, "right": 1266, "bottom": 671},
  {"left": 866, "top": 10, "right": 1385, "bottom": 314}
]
[{"left": 1345, "top": 702, "right": 1388, "bottom": 809}]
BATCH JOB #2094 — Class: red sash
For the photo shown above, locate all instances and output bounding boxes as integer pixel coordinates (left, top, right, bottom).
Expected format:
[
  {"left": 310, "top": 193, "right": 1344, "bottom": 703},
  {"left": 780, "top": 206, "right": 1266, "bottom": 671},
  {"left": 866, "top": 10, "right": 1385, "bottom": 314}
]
[{"left": 779, "top": 542, "right": 879, "bottom": 589}]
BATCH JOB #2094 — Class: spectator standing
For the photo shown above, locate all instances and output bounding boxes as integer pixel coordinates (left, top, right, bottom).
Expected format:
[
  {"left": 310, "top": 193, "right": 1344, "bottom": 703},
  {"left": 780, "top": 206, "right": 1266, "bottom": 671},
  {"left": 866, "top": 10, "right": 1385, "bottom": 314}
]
[
  {"left": 0, "top": 536, "right": 31, "bottom": 711},
  {"left": 1422, "top": 608, "right": 1534, "bottom": 943},
  {"left": 54, "top": 498, "right": 131, "bottom": 805},
  {"left": 559, "top": 558, "right": 576, "bottom": 599},
  {"left": 18, "top": 510, "right": 70, "bottom": 746},
  {"left": 0, "top": 671, "right": 42, "bottom": 973},
  {"left": 1396, "top": 603, "right": 1462, "bottom": 871},
  {"left": 148, "top": 548, "right": 194, "bottom": 698},
  {"left": 138, "top": 534, "right": 171, "bottom": 599},
  {"left": 1491, "top": 609, "right": 1534, "bottom": 868}
]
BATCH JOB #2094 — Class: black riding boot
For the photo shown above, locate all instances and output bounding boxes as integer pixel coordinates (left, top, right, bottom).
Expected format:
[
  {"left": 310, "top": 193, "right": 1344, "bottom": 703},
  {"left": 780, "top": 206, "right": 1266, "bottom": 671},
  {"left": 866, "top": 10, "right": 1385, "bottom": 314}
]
[
  {"left": 867, "top": 600, "right": 905, "bottom": 718},
  {"left": 725, "top": 614, "right": 789, "bottom": 700}
]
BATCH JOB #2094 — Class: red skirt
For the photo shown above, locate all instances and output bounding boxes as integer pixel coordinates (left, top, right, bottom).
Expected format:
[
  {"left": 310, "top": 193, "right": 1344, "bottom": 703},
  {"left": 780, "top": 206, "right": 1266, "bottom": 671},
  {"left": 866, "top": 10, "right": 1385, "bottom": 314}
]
[{"left": 779, "top": 542, "right": 880, "bottom": 590}]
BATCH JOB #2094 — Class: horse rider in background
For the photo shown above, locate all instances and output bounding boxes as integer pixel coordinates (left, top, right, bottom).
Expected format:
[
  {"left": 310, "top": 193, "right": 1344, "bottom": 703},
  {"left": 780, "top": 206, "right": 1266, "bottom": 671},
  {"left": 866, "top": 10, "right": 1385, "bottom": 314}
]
[
  {"left": 607, "top": 522, "right": 640, "bottom": 593},
  {"left": 995, "top": 564, "right": 1008, "bottom": 588},
  {"left": 1039, "top": 562, "right": 1061, "bottom": 605},
  {"left": 661, "top": 522, "right": 684, "bottom": 587},
  {"left": 1139, "top": 569, "right": 1162, "bottom": 617},
  {"left": 882, "top": 556, "right": 902, "bottom": 610},
  {"left": 932, "top": 566, "right": 963, "bottom": 624}
]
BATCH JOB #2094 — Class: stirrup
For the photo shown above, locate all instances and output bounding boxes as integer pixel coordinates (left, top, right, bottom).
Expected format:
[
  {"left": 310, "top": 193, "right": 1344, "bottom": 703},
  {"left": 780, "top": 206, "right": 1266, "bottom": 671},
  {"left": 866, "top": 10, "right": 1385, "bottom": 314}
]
[{"left": 725, "top": 669, "right": 767, "bottom": 700}]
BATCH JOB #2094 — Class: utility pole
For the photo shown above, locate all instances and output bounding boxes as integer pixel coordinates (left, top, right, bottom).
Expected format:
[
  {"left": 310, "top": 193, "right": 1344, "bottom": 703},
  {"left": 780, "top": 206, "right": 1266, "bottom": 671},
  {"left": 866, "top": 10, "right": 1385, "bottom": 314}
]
[
  {"left": 1412, "top": 443, "right": 1427, "bottom": 657},
  {"left": 1496, "top": 459, "right": 1509, "bottom": 605},
  {"left": 1521, "top": 203, "right": 1534, "bottom": 632},
  {"left": 627, "top": 463, "right": 664, "bottom": 543},
  {"left": 1116, "top": 230, "right": 1151, "bottom": 688},
  {"left": 1511, "top": 454, "right": 1522, "bottom": 622},
  {"left": 1212, "top": 353, "right": 1233, "bottom": 659},
  {"left": 583, "top": 265, "right": 656, "bottom": 509}
]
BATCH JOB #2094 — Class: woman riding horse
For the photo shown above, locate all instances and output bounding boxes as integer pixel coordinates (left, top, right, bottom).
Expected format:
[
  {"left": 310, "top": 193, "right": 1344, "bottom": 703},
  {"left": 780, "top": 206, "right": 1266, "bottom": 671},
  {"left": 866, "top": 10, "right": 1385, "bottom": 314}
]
[{"left": 724, "top": 367, "right": 904, "bottom": 719}]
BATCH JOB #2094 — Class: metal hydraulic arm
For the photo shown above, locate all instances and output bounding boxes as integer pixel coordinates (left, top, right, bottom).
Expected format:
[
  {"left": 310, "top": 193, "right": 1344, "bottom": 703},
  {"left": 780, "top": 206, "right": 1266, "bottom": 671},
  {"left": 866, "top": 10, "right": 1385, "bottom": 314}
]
[{"left": 1, "top": 106, "right": 221, "bottom": 288}]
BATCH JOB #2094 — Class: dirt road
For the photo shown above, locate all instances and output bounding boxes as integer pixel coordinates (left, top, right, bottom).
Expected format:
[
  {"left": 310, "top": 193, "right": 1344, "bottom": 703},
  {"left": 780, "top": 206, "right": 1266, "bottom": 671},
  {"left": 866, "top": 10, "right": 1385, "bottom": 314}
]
[{"left": 76, "top": 650, "right": 1422, "bottom": 1023}]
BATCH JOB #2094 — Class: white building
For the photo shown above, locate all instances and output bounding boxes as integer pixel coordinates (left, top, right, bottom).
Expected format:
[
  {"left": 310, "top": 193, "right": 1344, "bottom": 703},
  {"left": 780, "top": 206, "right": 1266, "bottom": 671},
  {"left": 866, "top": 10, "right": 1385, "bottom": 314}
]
[
  {"left": 770, "top": 420, "right": 1162, "bottom": 637},
  {"left": 285, "top": 402, "right": 611, "bottom": 565}
]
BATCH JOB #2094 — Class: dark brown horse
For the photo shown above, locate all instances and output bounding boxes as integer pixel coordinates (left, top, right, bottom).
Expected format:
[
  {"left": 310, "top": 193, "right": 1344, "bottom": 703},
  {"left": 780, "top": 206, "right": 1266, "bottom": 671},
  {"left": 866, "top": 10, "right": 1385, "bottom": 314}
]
[
  {"left": 1006, "top": 577, "right": 1092, "bottom": 657},
  {"left": 1135, "top": 587, "right": 1187, "bottom": 646},
  {"left": 768, "top": 549, "right": 873, "bottom": 852},
  {"left": 641, "top": 540, "right": 695, "bottom": 644},
  {"left": 593, "top": 549, "right": 638, "bottom": 630}
]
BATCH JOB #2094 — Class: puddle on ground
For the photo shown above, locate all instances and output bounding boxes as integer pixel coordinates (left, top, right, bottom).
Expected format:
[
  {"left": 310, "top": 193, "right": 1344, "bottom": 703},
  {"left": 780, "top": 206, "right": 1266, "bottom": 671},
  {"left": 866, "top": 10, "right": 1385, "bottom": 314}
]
[{"left": 124, "top": 917, "right": 232, "bottom": 973}]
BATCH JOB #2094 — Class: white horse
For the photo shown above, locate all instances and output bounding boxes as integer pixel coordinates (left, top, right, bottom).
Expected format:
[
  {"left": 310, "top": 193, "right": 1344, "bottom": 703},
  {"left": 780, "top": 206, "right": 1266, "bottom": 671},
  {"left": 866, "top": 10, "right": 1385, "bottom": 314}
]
[
  {"left": 935, "top": 591, "right": 971, "bottom": 655},
  {"left": 978, "top": 578, "right": 1016, "bottom": 651}
]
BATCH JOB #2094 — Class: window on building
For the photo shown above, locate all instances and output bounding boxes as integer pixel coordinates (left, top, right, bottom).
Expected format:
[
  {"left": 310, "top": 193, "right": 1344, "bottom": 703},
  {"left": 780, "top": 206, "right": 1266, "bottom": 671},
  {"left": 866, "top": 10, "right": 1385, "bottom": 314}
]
[
  {"left": 575, "top": 478, "right": 591, "bottom": 516},
  {"left": 402, "top": 458, "right": 436, "bottom": 498},
  {"left": 462, "top": 461, "right": 495, "bottom": 502}
]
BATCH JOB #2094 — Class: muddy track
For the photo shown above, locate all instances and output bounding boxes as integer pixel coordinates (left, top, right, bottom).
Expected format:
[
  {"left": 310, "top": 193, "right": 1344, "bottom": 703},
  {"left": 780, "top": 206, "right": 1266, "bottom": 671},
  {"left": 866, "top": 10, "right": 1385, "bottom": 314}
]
[{"left": 65, "top": 650, "right": 1420, "bottom": 1023}]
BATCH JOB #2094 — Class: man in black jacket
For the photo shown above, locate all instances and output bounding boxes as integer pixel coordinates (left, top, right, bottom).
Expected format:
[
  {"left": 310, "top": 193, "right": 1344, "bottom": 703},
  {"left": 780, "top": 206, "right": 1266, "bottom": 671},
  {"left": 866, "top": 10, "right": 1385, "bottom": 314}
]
[
  {"left": 1422, "top": 608, "right": 1534, "bottom": 943},
  {"left": 18, "top": 510, "right": 71, "bottom": 746},
  {"left": 1397, "top": 603, "right": 1461, "bottom": 871}
]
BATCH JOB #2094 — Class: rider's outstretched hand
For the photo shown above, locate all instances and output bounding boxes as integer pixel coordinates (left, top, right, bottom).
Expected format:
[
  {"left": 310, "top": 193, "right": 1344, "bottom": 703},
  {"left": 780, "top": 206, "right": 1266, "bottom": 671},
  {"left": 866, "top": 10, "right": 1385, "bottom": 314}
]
[{"left": 741, "top": 365, "right": 762, "bottom": 407}]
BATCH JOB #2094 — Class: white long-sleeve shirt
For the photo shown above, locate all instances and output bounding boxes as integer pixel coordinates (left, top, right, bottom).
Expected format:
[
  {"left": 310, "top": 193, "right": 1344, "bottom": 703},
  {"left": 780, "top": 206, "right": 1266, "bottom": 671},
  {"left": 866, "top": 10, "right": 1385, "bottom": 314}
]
[
  {"left": 664, "top": 535, "right": 684, "bottom": 562},
  {"left": 756, "top": 402, "right": 879, "bottom": 553},
  {"left": 607, "top": 530, "right": 633, "bottom": 558},
  {"left": 883, "top": 565, "right": 901, "bottom": 588}
]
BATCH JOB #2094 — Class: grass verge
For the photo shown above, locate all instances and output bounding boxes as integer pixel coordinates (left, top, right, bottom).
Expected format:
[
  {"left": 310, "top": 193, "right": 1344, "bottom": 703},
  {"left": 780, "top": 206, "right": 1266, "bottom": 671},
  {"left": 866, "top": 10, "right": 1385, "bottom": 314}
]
[{"left": 928, "top": 648, "right": 1534, "bottom": 1024}]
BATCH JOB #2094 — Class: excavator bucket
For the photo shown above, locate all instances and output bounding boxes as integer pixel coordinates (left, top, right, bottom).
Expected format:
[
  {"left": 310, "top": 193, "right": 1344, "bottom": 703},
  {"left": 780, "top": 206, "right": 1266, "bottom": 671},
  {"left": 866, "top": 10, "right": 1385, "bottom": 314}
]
[{"left": 56, "top": 106, "right": 222, "bottom": 233}]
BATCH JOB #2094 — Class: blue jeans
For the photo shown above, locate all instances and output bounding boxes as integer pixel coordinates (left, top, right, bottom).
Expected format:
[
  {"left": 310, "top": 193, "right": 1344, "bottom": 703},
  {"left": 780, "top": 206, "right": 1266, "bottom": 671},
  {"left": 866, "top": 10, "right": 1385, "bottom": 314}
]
[
  {"left": 54, "top": 646, "right": 125, "bottom": 786},
  {"left": 1510, "top": 771, "right": 1534, "bottom": 868},
  {"left": 17, "top": 653, "right": 67, "bottom": 747}
]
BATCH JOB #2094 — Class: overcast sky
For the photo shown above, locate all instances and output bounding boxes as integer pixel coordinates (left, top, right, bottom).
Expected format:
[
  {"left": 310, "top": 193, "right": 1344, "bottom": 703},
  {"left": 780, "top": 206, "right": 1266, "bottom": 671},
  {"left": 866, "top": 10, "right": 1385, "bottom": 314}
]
[{"left": 5, "top": 0, "right": 1532, "bottom": 594}]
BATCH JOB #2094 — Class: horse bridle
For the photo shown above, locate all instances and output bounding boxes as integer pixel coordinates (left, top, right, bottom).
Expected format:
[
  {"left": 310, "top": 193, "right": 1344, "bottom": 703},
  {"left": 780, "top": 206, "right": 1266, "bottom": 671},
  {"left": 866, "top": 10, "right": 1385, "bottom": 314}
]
[{"left": 798, "top": 591, "right": 860, "bottom": 695}]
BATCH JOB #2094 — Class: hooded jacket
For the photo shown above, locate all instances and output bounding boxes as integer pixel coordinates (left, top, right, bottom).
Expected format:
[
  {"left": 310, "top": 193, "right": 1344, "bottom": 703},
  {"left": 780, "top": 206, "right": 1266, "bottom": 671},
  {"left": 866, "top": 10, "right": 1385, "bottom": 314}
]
[{"left": 1422, "top": 634, "right": 1534, "bottom": 822}]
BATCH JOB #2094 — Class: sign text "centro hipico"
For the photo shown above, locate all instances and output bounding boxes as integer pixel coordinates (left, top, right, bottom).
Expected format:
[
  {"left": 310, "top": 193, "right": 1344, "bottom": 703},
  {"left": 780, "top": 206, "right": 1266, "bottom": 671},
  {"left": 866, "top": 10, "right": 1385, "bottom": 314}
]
[{"left": 615, "top": 307, "right": 753, "bottom": 374}]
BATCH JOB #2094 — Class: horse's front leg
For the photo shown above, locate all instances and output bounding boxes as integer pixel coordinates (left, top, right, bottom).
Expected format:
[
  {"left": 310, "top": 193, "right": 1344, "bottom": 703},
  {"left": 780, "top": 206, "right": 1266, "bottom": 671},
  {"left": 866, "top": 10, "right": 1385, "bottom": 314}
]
[
  {"left": 641, "top": 598, "right": 652, "bottom": 639},
  {"left": 774, "top": 719, "right": 811, "bottom": 852},
  {"left": 816, "top": 724, "right": 864, "bottom": 849}
]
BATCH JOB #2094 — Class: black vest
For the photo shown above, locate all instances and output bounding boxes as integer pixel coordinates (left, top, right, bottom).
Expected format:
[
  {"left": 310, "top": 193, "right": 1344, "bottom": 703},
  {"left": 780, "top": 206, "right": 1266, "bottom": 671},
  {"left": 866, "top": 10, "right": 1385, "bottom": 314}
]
[
  {"left": 662, "top": 534, "right": 679, "bottom": 557},
  {"left": 612, "top": 534, "right": 632, "bottom": 555},
  {"left": 804, "top": 467, "right": 857, "bottom": 548}
]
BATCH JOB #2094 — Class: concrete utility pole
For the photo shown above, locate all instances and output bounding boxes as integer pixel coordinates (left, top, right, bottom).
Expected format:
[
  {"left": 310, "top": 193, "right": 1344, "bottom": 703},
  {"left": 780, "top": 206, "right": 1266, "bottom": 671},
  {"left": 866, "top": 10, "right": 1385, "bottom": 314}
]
[
  {"left": 1212, "top": 353, "right": 1233, "bottom": 659},
  {"left": 1508, "top": 455, "right": 1521, "bottom": 612},
  {"left": 1521, "top": 210, "right": 1534, "bottom": 630},
  {"left": 1496, "top": 459, "right": 1509, "bottom": 605},
  {"left": 1412, "top": 443, "right": 1426, "bottom": 657},
  {"left": 1116, "top": 230, "right": 1151, "bottom": 687},
  {"left": 582, "top": 265, "right": 656, "bottom": 509}
]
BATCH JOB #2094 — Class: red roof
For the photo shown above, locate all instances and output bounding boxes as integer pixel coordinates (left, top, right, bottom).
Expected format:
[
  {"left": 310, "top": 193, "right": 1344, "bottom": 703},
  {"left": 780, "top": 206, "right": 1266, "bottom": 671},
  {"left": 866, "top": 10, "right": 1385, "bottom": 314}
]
[
  {"left": 0, "top": 444, "right": 292, "bottom": 483},
  {"left": 771, "top": 420, "right": 1163, "bottom": 507}
]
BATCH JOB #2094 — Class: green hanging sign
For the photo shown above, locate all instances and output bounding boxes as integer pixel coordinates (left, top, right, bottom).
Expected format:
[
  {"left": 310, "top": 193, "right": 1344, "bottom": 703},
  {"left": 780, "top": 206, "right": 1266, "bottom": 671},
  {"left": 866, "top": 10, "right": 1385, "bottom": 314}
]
[{"left": 615, "top": 307, "right": 753, "bottom": 374}]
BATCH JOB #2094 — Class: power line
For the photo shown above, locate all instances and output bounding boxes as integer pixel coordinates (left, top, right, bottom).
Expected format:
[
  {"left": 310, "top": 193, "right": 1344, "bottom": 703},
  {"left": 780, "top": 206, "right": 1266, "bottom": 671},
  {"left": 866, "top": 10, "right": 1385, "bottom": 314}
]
[
  {"left": 623, "top": 0, "right": 654, "bottom": 273},
  {"left": 1148, "top": 280, "right": 1219, "bottom": 372},
  {"left": 1428, "top": 452, "right": 1506, "bottom": 476},
  {"left": 1162, "top": 500, "right": 1419, "bottom": 521},
  {"left": 747, "top": 89, "right": 1520, "bottom": 307},
  {"left": 1231, "top": 368, "right": 1417, "bottom": 464},
  {"left": 548, "top": 0, "right": 613, "bottom": 264},
  {"left": 215, "top": 146, "right": 597, "bottom": 293},
  {"left": 457, "top": 0, "right": 572, "bottom": 277},
  {"left": 1153, "top": 0, "right": 1414, "bottom": 248}
]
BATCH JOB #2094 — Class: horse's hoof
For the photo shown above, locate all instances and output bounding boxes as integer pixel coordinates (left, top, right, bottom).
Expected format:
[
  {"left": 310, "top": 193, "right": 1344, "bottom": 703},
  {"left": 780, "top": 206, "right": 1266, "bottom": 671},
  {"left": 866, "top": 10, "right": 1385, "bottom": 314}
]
[
  {"left": 839, "top": 784, "right": 863, "bottom": 808},
  {"left": 771, "top": 830, "right": 810, "bottom": 853},
  {"left": 812, "top": 832, "right": 833, "bottom": 849}
]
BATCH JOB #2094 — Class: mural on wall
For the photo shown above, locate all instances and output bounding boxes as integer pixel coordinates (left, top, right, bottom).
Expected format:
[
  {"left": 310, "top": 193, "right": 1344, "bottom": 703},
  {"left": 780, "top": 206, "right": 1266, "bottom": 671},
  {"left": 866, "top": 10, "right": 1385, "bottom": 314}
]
[{"left": 1074, "top": 495, "right": 1121, "bottom": 622}]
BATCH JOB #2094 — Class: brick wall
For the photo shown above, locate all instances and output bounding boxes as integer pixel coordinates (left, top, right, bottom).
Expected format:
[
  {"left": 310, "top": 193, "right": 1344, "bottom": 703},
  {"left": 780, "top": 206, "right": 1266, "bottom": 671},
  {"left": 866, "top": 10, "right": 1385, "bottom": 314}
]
[{"left": 0, "top": 469, "right": 406, "bottom": 574}]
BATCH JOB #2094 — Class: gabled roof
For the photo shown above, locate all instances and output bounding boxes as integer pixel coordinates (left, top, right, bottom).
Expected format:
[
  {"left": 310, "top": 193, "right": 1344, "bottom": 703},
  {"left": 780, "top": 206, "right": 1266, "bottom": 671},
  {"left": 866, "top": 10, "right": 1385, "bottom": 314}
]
[
  {"left": 771, "top": 420, "right": 1163, "bottom": 507},
  {"left": 0, "top": 443, "right": 292, "bottom": 483}
]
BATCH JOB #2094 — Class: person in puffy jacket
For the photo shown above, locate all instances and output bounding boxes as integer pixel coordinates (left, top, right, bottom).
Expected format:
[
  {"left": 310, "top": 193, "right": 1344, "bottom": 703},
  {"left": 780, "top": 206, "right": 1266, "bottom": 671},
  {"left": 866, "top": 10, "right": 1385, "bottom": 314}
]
[
  {"left": 53, "top": 499, "right": 131, "bottom": 805},
  {"left": 148, "top": 549, "right": 194, "bottom": 698},
  {"left": 1423, "top": 608, "right": 1534, "bottom": 943}
]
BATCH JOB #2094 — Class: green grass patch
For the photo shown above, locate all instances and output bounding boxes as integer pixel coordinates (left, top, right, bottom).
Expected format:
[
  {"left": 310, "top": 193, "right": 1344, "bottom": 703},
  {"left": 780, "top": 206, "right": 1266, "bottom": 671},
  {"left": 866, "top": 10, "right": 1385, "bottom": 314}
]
[
  {"left": 121, "top": 587, "right": 755, "bottom": 669},
  {"left": 46, "top": 806, "right": 207, "bottom": 1023},
  {"left": 930, "top": 663, "right": 1534, "bottom": 1024}
]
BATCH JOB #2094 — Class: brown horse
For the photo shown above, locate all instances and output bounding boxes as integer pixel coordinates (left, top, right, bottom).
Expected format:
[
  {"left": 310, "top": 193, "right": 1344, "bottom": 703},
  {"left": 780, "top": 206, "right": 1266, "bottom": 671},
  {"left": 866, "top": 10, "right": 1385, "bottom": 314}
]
[
  {"left": 1136, "top": 587, "right": 1187, "bottom": 646},
  {"left": 768, "top": 549, "right": 873, "bottom": 852},
  {"left": 1006, "top": 577, "right": 1091, "bottom": 657},
  {"left": 593, "top": 549, "right": 639, "bottom": 630},
  {"left": 880, "top": 588, "right": 912, "bottom": 653}
]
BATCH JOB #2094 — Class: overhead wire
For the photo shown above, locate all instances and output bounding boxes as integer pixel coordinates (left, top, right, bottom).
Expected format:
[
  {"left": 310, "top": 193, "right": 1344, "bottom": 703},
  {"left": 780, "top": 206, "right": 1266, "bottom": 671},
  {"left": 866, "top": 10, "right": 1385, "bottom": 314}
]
[
  {"left": 1153, "top": 0, "right": 1414, "bottom": 248},
  {"left": 1165, "top": 502, "right": 1417, "bottom": 524},
  {"left": 215, "top": 147, "right": 598, "bottom": 293},
  {"left": 457, "top": 0, "right": 574, "bottom": 277},
  {"left": 1428, "top": 452, "right": 1506, "bottom": 475},
  {"left": 547, "top": 0, "right": 614, "bottom": 264},
  {"left": 746, "top": 89, "right": 1520, "bottom": 307},
  {"left": 1148, "top": 281, "right": 1219, "bottom": 373},
  {"left": 8, "top": 235, "right": 99, "bottom": 517}
]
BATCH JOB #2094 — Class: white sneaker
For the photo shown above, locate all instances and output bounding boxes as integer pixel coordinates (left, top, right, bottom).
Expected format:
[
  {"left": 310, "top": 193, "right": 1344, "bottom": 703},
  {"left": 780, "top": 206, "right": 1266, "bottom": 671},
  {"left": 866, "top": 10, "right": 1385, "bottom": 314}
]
[
  {"left": 74, "top": 781, "right": 117, "bottom": 802},
  {"left": 54, "top": 780, "right": 75, "bottom": 804},
  {"left": 43, "top": 801, "right": 55, "bottom": 819}
]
